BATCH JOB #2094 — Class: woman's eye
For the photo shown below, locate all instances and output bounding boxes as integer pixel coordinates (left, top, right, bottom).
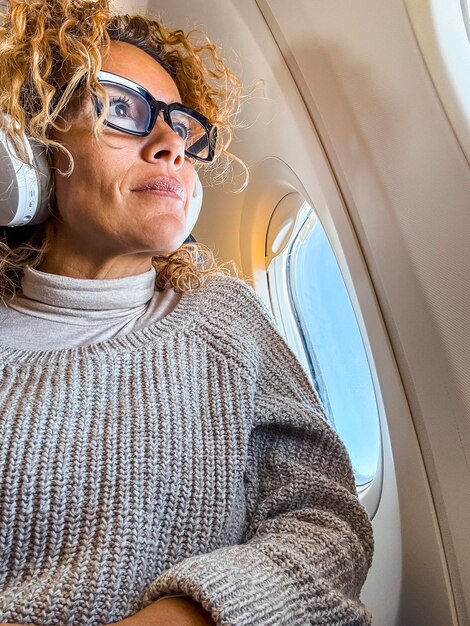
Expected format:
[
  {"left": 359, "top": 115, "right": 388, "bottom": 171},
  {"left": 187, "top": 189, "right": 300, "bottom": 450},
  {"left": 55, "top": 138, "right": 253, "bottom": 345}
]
[
  {"left": 173, "top": 122, "right": 190, "bottom": 140},
  {"left": 109, "top": 96, "right": 132, "bottom": 118}
]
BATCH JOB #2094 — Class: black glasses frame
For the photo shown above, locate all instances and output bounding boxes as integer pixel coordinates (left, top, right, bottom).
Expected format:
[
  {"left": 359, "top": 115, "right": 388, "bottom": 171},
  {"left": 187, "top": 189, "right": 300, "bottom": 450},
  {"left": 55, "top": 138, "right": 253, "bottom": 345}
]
[{"left": 51, "top": 70, "right": 217, "bottom": 162}]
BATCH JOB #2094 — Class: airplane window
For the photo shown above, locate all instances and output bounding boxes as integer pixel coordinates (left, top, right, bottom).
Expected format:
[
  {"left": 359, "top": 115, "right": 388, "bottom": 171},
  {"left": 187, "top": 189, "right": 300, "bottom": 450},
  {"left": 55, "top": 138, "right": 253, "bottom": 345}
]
[
  {"left": 269, "top": 206, "right": 381, "bottom": 485},
  {"left": 406, "top": 0, "right": 470, "bottom": 161},
  {"left": 463, "top": 0, "right": 470, "bottom": 43}
]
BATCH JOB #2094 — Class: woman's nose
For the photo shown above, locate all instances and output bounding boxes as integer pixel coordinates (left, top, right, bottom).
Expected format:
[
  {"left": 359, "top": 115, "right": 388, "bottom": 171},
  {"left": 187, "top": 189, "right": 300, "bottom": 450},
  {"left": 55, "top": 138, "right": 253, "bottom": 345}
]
[{"left": 141, "top": 117, "right": 186, "bottom": 169}]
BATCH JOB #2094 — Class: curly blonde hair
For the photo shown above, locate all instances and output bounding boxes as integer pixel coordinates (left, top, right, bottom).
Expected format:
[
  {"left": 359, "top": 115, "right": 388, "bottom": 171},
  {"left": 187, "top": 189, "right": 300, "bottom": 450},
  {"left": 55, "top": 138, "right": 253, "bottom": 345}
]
[{"left": 0, "top": 0, "right": 242, "bottom": 296}]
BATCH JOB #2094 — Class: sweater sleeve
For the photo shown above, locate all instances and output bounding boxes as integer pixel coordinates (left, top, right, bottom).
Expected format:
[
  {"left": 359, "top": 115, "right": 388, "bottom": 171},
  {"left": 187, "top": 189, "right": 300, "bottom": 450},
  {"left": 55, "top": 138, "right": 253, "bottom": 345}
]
[{"left": 142, "top": 280, "right": 374, "bottom": 625}]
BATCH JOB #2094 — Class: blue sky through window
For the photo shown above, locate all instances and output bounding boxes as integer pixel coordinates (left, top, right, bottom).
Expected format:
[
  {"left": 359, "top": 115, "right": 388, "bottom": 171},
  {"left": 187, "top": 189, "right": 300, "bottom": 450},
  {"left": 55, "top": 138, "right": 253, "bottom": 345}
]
[{"left": 290, "top": 221, "right": 381, "bottom": 484}]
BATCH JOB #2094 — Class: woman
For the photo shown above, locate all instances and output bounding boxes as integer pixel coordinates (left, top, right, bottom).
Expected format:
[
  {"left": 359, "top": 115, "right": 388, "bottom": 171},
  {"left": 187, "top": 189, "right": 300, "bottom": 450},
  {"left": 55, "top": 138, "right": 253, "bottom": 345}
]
[{"left": 0, "top": 1, "right": 374, "bottom": 625}]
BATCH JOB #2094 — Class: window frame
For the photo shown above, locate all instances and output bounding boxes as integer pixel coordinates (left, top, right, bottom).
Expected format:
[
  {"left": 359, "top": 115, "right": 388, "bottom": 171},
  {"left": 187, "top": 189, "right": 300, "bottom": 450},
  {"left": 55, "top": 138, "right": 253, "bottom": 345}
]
[{"left": 266, "top": 199, "right": 384, "bottom": 508}]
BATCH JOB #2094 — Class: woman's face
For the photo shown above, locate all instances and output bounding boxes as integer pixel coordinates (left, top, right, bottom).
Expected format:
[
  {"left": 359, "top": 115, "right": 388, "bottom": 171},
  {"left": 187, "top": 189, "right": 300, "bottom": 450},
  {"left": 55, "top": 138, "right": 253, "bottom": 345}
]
[{"left": 48, "top": 41, "right": 196, "bottom": 278}]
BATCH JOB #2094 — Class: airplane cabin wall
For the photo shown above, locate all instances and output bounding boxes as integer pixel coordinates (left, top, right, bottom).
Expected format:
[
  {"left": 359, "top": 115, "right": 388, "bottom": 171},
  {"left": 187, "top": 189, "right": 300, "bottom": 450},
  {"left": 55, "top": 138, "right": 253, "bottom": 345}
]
[
  {"left": 253, "top": 1, "right": 470, "bottom": 623},
  {"left": 112, "top": 0, "right": 470, "bottom": 623}
]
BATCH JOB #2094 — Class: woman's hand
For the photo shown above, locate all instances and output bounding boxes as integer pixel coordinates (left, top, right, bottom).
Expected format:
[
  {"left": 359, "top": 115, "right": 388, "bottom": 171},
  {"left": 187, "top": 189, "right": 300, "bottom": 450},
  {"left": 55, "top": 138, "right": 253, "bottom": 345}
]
[
  {"left": 0, "top": 597, "right": 216, "bottom": 626},
  {"left": 115, "top": 597, "right": 216, "bottom": 626}
]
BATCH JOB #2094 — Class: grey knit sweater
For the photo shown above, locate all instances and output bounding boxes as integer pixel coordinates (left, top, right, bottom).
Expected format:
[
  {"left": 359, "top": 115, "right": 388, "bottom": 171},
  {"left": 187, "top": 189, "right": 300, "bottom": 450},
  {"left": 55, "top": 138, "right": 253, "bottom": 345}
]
[{"left": 0, "top": 274, "right": 373, "bottom": 626}]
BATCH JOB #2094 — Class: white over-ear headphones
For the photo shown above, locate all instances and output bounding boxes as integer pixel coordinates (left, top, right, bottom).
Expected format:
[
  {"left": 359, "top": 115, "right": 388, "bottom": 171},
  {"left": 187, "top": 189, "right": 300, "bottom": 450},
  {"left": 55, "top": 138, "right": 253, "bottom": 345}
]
[
  {"left": 182, "top": 171, "right": 203, "bottom": 241},
  {"left": 0, "top": 119, "right": 203, "bottom": 232},
  {"left": 0, "top": 123, "right": 51, "bottom": 226}
]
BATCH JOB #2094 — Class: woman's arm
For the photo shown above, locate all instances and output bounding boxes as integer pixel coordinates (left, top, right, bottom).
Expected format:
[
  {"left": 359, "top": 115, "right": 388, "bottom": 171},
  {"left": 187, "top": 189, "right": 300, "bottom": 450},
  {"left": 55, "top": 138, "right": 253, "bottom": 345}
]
[
  {"left": 140, "top": 279, "right": 374, "bottom": 625},
  {"left": 0, "top": 597, "right": 216, "bottom": 626},
  {"left": 114, "top": 597, "right": 215, "bottom": 626}
]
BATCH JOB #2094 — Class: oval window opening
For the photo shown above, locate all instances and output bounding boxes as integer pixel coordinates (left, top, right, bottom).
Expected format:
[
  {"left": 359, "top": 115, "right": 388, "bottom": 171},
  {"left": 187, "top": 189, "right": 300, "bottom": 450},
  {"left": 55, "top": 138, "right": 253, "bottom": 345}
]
[
  {"left": 288, "top": 211, "right": 380, "bottom": 485},
  {"left": 267, "top": 201, "right": 381, "bottom": 487}
]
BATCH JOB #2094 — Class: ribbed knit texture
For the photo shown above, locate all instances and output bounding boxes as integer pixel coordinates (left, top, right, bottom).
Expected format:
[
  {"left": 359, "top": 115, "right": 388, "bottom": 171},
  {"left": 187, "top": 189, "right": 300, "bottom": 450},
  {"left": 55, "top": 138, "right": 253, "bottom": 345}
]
[
  {"left": 0, "top": 265, "right": 181, "bottom": 350},
  {"left": 0, "top": 275, "right": 374, "bottom": 626}
]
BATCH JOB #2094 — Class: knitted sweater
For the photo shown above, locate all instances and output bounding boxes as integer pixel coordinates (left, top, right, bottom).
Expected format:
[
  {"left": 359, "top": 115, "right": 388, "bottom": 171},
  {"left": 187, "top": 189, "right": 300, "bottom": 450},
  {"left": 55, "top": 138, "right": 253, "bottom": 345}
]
[{"left": 0, "top": 274, "right": 374, "bottom": 626}]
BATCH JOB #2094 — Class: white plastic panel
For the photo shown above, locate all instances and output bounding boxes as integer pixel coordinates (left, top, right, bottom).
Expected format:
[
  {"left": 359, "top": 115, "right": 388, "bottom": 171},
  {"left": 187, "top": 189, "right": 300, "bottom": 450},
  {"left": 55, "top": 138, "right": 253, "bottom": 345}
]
[{"left": 255, "top": 0, "right": 469, "bottom": 622}]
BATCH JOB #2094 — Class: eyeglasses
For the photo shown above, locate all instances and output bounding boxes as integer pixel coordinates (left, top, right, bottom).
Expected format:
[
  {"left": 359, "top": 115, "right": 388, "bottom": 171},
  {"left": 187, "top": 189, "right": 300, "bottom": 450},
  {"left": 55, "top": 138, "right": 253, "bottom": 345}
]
[{"left": 52, "top": 70, "right": 217, "bottom": 162}]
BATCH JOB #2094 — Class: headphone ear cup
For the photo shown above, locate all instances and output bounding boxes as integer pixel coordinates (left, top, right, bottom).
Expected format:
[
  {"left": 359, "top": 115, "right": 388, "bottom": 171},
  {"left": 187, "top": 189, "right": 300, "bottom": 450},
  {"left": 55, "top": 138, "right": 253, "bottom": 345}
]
[
  {"left": 182, "top": 171, "right": 203, "bottom": 241},
  {"left": 0, "top": 119, "right": 51, "bottom": 227}
]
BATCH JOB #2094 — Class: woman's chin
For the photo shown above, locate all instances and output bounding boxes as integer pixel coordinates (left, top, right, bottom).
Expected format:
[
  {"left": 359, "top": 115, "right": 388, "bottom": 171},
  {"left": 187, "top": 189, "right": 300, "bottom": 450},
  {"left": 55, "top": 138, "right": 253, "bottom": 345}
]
[
  {"left": 142, "top": 235, "right": 189, "bottom": 256},
  {"left": 131, "top": 223, "right": 187, "bottom": 255}
]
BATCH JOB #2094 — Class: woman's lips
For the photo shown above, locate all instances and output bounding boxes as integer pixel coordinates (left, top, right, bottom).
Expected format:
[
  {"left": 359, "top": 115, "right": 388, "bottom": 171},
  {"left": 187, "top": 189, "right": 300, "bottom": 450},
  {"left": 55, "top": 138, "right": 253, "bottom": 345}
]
[{"left": 131, "top": 176, "right": 185, "bottom": 201}]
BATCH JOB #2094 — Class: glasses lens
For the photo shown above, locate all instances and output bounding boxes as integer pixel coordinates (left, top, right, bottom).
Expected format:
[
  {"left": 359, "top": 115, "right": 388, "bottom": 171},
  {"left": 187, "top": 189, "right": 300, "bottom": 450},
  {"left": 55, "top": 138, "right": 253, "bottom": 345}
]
[
  {"left": 101, "top": 82, "right": 151, "bottom": 133},
  {"left": 169, "top": 109, "right": 211, "bottom": 160}
]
